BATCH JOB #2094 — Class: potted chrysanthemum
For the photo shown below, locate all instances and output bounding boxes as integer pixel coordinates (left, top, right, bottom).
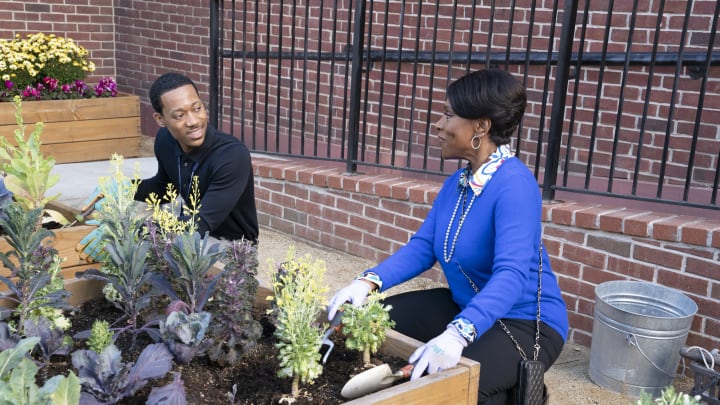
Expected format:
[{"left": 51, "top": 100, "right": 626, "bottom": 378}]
[{"left": 0, "top": 33, "right": 141, "bottom": 163}]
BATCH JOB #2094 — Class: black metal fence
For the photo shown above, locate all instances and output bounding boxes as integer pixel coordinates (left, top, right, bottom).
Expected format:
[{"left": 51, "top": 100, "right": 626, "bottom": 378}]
[{"left": 209, "top": 0, "right": 720, "bottom": 212}]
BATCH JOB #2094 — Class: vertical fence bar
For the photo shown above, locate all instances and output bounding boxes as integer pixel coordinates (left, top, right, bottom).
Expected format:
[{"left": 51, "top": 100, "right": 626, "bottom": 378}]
[
  {"left": 542, "top": 0, "right": 579, "bottom": 201},
  {"left": 209, "top": 0, "right": 220, "bottom": 128},
  {"left": 345, "top": 0, "right": 367, "bottom": 173}
]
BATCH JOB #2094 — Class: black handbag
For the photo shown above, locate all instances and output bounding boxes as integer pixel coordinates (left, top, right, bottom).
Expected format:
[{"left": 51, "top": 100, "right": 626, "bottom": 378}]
[
  {"left": 499, "top": 246, "right": 547, "bottom": 405},
  {"left": 459, "top": 246, "right": 548, "bottom": 405}
]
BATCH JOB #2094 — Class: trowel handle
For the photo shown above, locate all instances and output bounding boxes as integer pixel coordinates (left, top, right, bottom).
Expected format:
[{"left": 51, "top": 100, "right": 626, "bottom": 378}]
[{"left": 393, "top": 364, "right": 414, "bottom": 379}]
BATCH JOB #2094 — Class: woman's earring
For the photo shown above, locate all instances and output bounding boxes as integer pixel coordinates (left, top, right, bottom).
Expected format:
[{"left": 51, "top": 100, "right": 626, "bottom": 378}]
[{"left": 471, "top": 134, "right": 482, "bottom": 150}]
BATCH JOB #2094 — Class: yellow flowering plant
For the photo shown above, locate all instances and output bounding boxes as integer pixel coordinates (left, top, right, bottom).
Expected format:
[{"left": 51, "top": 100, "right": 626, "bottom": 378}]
[{"left": 0, "top": 33, "right": 117, "bottom": 101}]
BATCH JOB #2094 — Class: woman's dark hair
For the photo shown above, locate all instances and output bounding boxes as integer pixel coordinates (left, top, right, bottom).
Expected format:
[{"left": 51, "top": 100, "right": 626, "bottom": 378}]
[
  {"left": 446, "top": 69, "right": 527, "bottom": 146},
  {"left": 149, "top": 73, "right": 200, "bottom": 114}
]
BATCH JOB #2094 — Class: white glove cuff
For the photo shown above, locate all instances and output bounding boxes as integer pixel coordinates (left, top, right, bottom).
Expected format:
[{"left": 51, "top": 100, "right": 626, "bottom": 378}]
[{"left": 446, "top": 323, "right": 470, "bottom": 348}]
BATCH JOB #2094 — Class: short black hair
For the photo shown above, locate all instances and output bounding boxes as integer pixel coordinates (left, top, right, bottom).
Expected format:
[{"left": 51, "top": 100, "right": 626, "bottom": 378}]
[
  {"left": 149, "top": 73, "right": 200, "bottom": 114},
  {"left": 446, "top": 69, "right": 527, "bottom": 146}
]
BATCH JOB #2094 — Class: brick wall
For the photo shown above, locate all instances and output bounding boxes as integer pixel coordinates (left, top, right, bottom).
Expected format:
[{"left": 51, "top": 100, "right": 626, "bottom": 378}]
[{"left": 253, "top": 155, "right": 720, "bottom": 350}]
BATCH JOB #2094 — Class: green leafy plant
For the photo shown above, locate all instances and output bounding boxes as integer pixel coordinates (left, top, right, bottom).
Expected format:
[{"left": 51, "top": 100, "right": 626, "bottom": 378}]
[
  {"left": 71, "top": 342, "right": 173, "bottom": 404},
  {"left": 0, "top": 97, "right": 67, "bottom": 226},
  {"left": 206, "top": 239, "right": 262, "bottom": 367},
  {"left": 0, "top": 202, "right": 71, "bottom": 334},
  {"left": 86, "top": 320, "right": 113, "bottom": 354},
  {"left": 632, "top": 386, "right": 702, "bottom": 405},
  {"left": 159, "top": 310, "right": 212, "bottom": 364},
  {"left": 267, "top": 247, "right": 329, "bottom": 399},
  {"left": 0, "top": 336, "right": 81, "bottom": 405},
  {"left": 341, "top": 290, "right": 395, "bottom": 366},
  {"left": 162, "top": 232, "right": 222, "bottom": 314}
]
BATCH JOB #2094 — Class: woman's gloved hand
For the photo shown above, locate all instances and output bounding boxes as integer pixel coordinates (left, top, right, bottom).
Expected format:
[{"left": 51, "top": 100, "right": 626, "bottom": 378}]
[
  {"left": 326, "top": 279, "right": 372, "bottom": 321},
  {"left": 409, "top": 325, "right": 468, "bottom": 380}
]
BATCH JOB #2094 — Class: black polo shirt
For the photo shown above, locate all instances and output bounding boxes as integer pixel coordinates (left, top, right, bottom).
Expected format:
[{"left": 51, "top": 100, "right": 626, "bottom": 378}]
[{"left": 135, "top": 126, "right": 258, "bottom": 242}]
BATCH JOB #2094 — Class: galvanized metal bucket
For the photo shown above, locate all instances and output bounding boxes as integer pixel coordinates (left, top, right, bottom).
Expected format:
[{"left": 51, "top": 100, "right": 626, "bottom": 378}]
[{"left": 588, "top": 280, "right": 698, "bottom": 398}]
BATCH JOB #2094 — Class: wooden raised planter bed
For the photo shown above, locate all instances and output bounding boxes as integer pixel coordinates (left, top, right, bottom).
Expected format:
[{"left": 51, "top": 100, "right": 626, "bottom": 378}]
[{"left": 0, "top": 93, "right": 141, "bottom": 164}]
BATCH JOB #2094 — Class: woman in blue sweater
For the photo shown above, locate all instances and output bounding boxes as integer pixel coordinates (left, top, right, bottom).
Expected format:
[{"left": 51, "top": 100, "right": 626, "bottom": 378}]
[{"left": 327, "top": 69, "right": 568, "bottom": 404}]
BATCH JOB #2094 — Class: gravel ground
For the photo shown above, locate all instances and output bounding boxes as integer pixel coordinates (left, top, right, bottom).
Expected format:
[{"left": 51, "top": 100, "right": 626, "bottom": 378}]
[{"left": 257, "top": 226, "right": 696, "bottom": 405}]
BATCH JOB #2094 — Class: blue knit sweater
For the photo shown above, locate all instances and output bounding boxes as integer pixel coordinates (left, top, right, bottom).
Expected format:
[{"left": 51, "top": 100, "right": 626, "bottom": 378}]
[{"left": 368, "top": 157, "right": 568, "bottom": 341}]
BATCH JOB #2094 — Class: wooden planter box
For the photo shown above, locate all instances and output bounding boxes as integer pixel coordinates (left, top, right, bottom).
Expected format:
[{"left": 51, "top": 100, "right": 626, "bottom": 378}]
[
  {"left": 0, "top": 94, "right": 141, "bottom": 164},
  {"left": 252, "top": 285, "right": 481, "bottom": 404}
]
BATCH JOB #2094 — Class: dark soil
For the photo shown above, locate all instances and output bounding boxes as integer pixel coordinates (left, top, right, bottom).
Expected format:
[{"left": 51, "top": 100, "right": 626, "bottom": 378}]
[{"left": 44, "top": 298, "right": 407, "bottom": 404}]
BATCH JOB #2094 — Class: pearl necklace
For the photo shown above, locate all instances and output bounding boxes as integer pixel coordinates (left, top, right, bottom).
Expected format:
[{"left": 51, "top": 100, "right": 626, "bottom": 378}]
[{"left": 443, "top": 187, "right": 477, "bottom": 263}]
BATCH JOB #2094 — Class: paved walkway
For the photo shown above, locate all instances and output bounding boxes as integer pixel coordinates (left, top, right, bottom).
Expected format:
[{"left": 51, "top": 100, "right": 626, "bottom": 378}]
[{"left": 52, "top": 157, "right": 683, "bottom": 405}]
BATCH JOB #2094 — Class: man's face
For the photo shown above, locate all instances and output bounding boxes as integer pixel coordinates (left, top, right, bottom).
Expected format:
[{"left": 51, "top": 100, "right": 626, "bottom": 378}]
[{"left": 153, "top": 84, "right": 208, "bottom": 152}]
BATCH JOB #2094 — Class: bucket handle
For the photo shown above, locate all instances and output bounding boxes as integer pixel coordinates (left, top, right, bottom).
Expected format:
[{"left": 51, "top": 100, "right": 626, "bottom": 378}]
[{"left": 626, "top": 333, "right": 678, "bottom": 379}]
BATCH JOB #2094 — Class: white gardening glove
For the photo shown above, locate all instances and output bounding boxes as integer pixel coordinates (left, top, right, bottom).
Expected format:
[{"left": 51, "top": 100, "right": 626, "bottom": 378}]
[
  {"left": 327, "top": 279, "right": 372, "bottom": 321},
  {"left": 409, "top": 325, "right": 468, "bottom": 380}
]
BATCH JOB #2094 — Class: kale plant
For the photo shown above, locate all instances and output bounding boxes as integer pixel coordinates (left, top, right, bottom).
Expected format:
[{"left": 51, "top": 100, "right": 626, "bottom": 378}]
[
  {"left": 267, "top": 247, "right": 329, "bottom": 399},
  {"left": 75, "top": 236, "right": 174, "bottom": 344},
  {"left": 206, "top": 239, "right": 262, "bottom": 367},
  {"left": 23, "top": 316, "right": 73, "bottom": 383},
  {"left": 0, "top": 336, "right": 81, "bottom": 405},
  {"left": 341, "top": 291, "right": 395, "bottom": 366},
  {"left": 71, "top": 342, "right": 173, "bottom": 404},
  {"left": 160, "top": 310, "right": 212, "bottom": 364},
  {"left": 0, "top": 203, "right": 71, "bottom": 333},
  {"left": 147, "top": 372, "right": 186, "bottom": 405},
  {"left": 162, "top": 231, "right": 222, "bottom": 314}
]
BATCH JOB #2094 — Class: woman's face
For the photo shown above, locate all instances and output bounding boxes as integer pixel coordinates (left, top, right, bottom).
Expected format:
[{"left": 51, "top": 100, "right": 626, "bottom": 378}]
[{"left": 435, "top": 101, "right": 477, "bottom": 161}]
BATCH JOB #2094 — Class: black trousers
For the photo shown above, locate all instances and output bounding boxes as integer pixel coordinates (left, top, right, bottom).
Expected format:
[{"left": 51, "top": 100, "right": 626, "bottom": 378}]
[{"left": 384, "top": 288, "right": 564, "bottom": 405}]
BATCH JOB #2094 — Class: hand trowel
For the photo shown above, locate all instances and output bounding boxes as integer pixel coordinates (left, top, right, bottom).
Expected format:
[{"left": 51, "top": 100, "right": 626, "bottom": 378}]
[{"left": 340, "top": 364, "right": 414, "bottom": 399}]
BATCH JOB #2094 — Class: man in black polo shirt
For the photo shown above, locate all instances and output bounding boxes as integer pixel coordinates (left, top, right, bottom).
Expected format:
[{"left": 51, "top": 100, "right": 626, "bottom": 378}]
[{"left": 78, "top": 73, "right": 258, "bottom": 258}]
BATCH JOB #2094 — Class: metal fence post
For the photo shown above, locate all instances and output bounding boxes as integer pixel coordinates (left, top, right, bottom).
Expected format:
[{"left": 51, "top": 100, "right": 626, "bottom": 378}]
[
  {"left": 346, "top": 0, "right": 367, "bottom": 174},
  {"left": 542, "top": 0, "right": 579, "bottom": 201},
  {"left": 209, "top": 0, "right": 220, "bottom": 129}
]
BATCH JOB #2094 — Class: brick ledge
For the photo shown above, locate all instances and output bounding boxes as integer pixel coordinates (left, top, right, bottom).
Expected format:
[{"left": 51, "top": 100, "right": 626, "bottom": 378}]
[{"left": 253, "top": 155, "right": 720, "bottom": 249}]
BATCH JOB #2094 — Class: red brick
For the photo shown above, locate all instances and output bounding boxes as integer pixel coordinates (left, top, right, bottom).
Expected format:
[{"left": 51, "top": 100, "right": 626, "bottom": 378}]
[
  {"left": 656, "top": 269, "right": 709, "bottom": 297},
  {"left": 389, "top": 181, "right": 413, "bottom": 201},
  {"left": 365, "top": 206, "right": 395, "bottom": 225},
  {"left": 712, "top": 282, "right": 720, "bottom": 300},
  {"left": 681, "top": 220, "right": 720, "bottom": 247},
  {"left": 577, "top": 297, "right": 595, "bottom": 317},
  {"left": 666, "top": 245, "right": 715, "bottom": 259},
  {"left": 546, "top": 202, "right": 584, "bottom": 226},
  {"left": 625, "top": 213, "right": 669, "bottom": 237},
  {"left": 326, "top": 173, "right": 344, "bottom": 190},
  {"left": 551, "top": 257, "right": 582, "bottom": 278},
  {"left": 606, "top": 256, "right": 655, "bottom": 280},
  {"left": 394, "top": 215, "right": 422, "bottom": 234},
  {"left": 377, "top": 224, "right": 411, "bottom": 244},
  {"left": 685, "top": 257, "right": 720, "bottom": 279},
  {"left": 543, "top": 226, "right": 586, "bottom": 244},
  {"left": 584, "top": 265, "right": 624, "bottom": 285},
  {"left": 586, "top": 235, "right": 631, "bottom": 257},
  {"left": 567, "top": 312, "right": 594, "bottom": 335},
  {"left": 334, "top": 224, "right": 363, "bottom": 244},
  {"left": 652, "top": 215, "right": 699, "bottom": 243},
  {"left": 694, "top": 296, "right": 720, "bottom": 320},
  {"left": 633, "top": 244, "right": 684, "bottom": 269},
  {"left": 563, "top": 245, "right": 607, "bottom": 269},
  {"left": 705, "top": 317, "right": 720, "bottom": 338},
  {"left": 598, "top": 209, "right": 649, "bottom": 235},
  {"left": 574, "top": 206, "right": 617, "bottom": 230}
]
